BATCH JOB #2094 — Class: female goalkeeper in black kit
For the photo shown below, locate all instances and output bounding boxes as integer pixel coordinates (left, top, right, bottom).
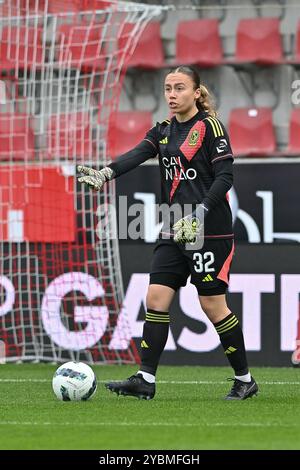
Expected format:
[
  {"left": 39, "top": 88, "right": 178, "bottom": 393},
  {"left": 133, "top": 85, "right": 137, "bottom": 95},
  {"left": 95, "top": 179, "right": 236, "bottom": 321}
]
[{"left": 78, "top": 66, "right": 258, "bottom": 400}]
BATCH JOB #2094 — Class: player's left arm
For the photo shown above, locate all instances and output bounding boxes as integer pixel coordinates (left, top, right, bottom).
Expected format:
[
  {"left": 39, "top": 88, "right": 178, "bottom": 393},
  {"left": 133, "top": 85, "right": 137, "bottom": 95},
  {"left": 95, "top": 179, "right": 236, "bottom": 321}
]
[{"left": 200, "top": 117, "right": 234, "bottom": 213}]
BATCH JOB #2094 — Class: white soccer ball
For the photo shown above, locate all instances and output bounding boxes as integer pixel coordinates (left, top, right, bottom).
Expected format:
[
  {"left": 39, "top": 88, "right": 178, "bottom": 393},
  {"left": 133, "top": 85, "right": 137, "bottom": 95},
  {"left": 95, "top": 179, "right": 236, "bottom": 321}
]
[{"left": 52, "top": 361, "right": 97, "bottom": 401}]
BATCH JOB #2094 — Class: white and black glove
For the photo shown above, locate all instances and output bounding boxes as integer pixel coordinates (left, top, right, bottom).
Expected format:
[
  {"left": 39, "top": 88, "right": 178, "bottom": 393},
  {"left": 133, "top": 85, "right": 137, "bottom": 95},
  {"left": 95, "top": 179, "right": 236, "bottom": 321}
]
[
  {"left": 172, "top": 215, "right": 202, "bottom": 244},
  {"left": 77, "top": 165, "right": 114, "bottom": 191}
]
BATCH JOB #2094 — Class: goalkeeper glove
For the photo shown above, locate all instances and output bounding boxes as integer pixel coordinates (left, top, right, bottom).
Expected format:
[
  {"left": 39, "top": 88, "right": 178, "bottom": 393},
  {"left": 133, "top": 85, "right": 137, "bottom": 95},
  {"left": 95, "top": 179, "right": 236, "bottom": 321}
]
[
  {"left": 172, "top": 215, "right": 201, "bottom": 243},
  {"left": 77, "top": 165, "right": 114, "bottom": 191}
]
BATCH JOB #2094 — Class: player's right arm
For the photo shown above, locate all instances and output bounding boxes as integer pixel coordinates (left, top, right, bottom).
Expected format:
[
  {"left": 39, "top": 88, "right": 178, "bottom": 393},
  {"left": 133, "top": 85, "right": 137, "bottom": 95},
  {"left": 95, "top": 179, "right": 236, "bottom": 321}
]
[{"left": 77, "top": 127, "right": 158, "bottom": 191}]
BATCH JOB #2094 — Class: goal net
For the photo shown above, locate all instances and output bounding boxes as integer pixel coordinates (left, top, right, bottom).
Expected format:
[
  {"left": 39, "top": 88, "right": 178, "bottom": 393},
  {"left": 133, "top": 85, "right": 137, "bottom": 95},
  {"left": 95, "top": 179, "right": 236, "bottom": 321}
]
[{"left": 0, "top": 0, "right": 163, "bottom": 363}]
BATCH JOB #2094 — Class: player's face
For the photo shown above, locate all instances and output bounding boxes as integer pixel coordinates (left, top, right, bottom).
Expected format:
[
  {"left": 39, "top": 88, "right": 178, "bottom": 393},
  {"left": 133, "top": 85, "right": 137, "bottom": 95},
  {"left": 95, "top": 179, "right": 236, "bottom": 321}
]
[{"left": 164, "top": 73, "right": 200, "bottom": 118}]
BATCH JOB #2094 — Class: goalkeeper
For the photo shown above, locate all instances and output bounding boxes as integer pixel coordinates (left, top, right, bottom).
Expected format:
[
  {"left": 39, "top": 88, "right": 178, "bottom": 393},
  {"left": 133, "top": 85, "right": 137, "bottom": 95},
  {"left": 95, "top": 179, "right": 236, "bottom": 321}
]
[{"left": 78, "top": 65, "right": 258, "bottom": 401}]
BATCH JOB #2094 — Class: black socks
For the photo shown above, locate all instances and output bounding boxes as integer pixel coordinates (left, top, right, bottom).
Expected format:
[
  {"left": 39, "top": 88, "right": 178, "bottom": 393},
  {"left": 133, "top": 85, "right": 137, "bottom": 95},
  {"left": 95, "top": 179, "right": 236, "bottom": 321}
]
[
  {"left": 140, "top": 309, "right": 170, "bottom": 375},
  {"left": 214, "top": 313, "right": 249, "bottom": 376}
]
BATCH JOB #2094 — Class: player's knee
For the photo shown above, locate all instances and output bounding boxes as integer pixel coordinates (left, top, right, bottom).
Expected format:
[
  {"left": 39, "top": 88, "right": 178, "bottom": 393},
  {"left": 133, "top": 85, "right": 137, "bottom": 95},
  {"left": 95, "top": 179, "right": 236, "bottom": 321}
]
[
  {"left": 146, "top": 295, "right": 164, "bottom": 311},
  {"left": 199, "top": 295, "right": 231, "bottom": 322},
  {"left": 199, "top": 295, "right": 226, "bottom": 316},
  {"left": 146, "top": 287, "right": 169, "bottom": 311}
]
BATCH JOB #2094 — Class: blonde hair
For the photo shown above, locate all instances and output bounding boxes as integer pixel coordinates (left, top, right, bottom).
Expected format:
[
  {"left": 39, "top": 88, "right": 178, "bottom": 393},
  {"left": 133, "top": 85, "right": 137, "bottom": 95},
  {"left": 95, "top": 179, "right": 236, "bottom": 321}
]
[
  {"left": 167, "top": 66, "right": 217, "bottom": 117},
  {"left": 198, "top": 84, "right": 217, "bottom": 118}
]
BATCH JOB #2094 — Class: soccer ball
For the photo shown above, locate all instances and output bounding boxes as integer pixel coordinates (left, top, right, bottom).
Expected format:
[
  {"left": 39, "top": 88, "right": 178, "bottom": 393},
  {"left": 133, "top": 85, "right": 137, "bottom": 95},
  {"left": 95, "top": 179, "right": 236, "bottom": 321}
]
[{"left": 52, "top": 361, "right": 97, "bottom": 401}]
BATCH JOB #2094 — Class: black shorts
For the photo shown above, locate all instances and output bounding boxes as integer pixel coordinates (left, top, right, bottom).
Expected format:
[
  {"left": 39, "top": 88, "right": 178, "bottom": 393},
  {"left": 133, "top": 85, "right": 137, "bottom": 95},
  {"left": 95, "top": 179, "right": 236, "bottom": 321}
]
[{"left": 150, "top": 238, "right": 235, "bottom": 296}]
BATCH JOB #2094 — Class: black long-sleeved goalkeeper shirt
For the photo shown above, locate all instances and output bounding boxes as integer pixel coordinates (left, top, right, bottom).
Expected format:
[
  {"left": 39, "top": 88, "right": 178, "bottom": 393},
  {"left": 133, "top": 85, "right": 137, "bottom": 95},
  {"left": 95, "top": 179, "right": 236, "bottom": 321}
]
[{"left": 109, "top": 110, "right": 234, "bottom": 239}]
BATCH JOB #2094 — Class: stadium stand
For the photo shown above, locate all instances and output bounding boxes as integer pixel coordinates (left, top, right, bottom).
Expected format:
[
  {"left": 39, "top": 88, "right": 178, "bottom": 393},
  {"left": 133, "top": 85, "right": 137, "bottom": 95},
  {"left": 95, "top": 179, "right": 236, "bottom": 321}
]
[
  {"left": 0, "top": 113, "right": 35, "bottom": 161},
  {"left": 286, "top": 108, "right": 300, "bottom": 155},
  {"left": 47, "top": 112, "right": 93, "bottom": 159},
  {"left": 0, "top": 26, "right": 44, "bottom": 69},
  {"left": 233, "top": 17, "right": 284, "bottom": 65},
  {"left": 119, "top": 22, "right": 165, "bottom": 70},
  {"left": 107, "top": 111, "right": 153, "bottom": 158},
  {"left": 175, "top": 19, "right": 223, "bottom": 67},
  {"left": 0, "top": 1, "right": 297, "bottom": 158},
  {"left": 229, "top": 107, "right": 276, "bottom": 157},
  {"left": 48, "top": 0, "right": 82, "bottom": 13},
  {"left": 48, "top": 0, "right": 113, "bottom": 14},
  {"left": 56, "top": 23, "right": 106, "bottom": 70},
  {"left": 294, "top": 21, "right": 300, "bottom": 63},
  {"left": 289, "top": 20, "right": 300, "bottom": 65}
]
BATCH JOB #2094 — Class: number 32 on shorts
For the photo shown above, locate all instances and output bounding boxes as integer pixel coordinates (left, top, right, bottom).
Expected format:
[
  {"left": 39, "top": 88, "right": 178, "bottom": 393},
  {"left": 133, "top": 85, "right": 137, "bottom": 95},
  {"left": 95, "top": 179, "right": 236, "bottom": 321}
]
[{"left": 193, "top": 252, "right": 215, "bottom": 273}]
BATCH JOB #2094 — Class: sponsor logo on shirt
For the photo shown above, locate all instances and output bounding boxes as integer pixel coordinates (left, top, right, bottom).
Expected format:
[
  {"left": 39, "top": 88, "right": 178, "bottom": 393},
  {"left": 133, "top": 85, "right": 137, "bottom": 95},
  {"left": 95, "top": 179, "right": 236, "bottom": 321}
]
[{"left": 162, "top": 156, "right": 197, "bottom": 181}]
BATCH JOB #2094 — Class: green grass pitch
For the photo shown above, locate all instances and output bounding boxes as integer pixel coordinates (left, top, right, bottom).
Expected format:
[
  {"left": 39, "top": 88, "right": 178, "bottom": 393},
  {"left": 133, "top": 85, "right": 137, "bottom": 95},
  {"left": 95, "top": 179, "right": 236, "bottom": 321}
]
[{"left": 0, "top": 364, "right": 299, "bottom": 450}]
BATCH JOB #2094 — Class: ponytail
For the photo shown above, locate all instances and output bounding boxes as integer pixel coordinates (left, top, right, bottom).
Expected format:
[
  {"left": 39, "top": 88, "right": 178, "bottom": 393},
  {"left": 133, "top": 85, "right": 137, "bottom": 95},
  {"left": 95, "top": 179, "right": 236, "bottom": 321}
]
[{"left": 197, "top": 84, "right": 217, "bottom": 117}]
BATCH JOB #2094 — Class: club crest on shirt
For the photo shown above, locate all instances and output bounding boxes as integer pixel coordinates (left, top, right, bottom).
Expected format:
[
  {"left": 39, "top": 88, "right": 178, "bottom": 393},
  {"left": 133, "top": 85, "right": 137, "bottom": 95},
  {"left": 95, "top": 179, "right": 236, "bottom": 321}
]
[{"left": 188, "top": 129, "right": 199, "bottom": 146}]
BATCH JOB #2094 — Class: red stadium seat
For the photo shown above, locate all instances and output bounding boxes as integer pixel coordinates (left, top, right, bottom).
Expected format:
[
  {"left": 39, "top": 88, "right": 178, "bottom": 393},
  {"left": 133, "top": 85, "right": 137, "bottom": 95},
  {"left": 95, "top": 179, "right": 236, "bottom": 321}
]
[
  {"left": 48, "top": 0, "right": 113, "bottom": 13},
  {"left": 0, "top": 26, "right": 44, "bottom": 70},
  {"left": 0, "top": 0, "right": 46, "bottom": 16},
  {"left": 48, "top": 0, "right": 82, "bottom": 13},
  {"left": 82, "top": 1, "right": 113, "bottom": 10},
  {"left": 234, "top": 18, "right": 283, "bottom": 65},
  {"left": 0, "top": 113, "right": 35, "bottom": 161},
  {"left": 0, "top": 0, "right": 113, "bottom": 15},
  {"left": 229, "top": 108, "right": 276, "bottom": 157},
  {"left": 286, "top": 108, "right": 300, "bottom": 155},
  {"left": 175, "top": 19, "right": 223, "bottom": 67},
  {"left": 108, "top": 111, "right": 153, "bottom": 158},
  {"left": 118, "top": 22, "right": 165, "bottom": 69},
  {"left": 47, "top": 112, "right": 93, "bottom": 159},
  {"left": 57, "top": 23, "right": 106, "bottom": 70}
]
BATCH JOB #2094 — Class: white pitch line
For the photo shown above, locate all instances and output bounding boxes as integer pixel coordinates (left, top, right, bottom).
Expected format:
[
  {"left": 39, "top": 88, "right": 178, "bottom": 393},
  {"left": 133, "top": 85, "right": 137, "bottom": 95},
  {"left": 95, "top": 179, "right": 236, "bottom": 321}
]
[
  {"left": 0, "top": 378, "right": 49, "bottom": 383},
  {"left": 0, "top": 378, "right": 300, "bottom": 385},
  {"left": 0, "top": 421, "right": 299, "bottom": 428},
  {"left": 158, "top": 380, "right": 300, "bottom": 385}
]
